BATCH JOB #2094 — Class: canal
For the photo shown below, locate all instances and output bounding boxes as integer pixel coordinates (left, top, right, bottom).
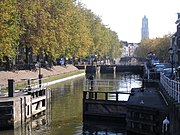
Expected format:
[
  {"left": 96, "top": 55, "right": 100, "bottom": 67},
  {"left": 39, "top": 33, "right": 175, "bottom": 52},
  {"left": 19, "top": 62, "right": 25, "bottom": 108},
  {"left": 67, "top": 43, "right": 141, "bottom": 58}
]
[{"left": 0, "top": 73, "right": 142, "bottom": 135}]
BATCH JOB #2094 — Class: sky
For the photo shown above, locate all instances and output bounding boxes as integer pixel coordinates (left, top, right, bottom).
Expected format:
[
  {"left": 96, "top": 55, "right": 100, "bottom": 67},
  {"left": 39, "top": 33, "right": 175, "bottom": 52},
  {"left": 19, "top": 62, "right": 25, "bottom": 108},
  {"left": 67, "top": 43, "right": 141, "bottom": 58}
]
[{"left": 80, "top": 0, "right": 180, "bottom": 43}]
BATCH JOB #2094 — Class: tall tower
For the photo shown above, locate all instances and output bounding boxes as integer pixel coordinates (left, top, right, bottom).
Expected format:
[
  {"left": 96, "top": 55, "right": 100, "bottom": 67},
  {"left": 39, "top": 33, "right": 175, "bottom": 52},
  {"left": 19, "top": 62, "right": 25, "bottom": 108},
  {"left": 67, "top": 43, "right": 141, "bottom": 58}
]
[{"left": 141, "top": 15, "right": 149, "bottom": 40}]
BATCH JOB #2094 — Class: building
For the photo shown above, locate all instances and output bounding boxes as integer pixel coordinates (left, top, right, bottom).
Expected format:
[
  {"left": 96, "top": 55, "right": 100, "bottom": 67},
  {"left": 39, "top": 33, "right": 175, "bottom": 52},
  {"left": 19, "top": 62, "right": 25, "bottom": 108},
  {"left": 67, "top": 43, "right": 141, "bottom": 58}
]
[
  {"left": 121, "top": 41, "right": 139, "bottom": 57},
  {"left": 170, "top": 13, "right": 180, "bottom": 79},
  {"left": 176, "top": 13, "right": 180, "bottom": 67},
  {"left": 141, "top": 15, "right": 149, "bottom": 40}
]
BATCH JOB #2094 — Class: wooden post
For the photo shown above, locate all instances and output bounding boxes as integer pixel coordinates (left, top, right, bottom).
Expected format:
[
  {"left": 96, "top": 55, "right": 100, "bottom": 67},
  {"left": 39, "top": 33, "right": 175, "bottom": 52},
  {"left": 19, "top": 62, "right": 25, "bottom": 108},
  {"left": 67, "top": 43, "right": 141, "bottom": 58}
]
[
  {"left": 83, "top": 91, "right": 87, "bottom": 99},
  {"left": 27, "top": 79, "right": 31, "bottom": 91},
  {"left": 105, "top": 92, "right": 108, "bottom": 100},
  {"left": 89, "top": 92, "right": 93, "bottom": 99},
  {"left": 95, "top": 92, "right": 97, "bottom": 100},
  {"left": 8, "top": 79, "right": 14, "bottom": 97},
  {"left": 116, "top": 93, "right": 118, "bottom": 101}
]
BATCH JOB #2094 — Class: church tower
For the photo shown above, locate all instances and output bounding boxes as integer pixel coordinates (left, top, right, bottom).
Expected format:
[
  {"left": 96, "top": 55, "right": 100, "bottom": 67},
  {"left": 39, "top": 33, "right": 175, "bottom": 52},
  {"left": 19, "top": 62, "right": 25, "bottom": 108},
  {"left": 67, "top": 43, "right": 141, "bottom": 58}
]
[{"left": 141, "top": 15, "right": 149, "bottom": 40}]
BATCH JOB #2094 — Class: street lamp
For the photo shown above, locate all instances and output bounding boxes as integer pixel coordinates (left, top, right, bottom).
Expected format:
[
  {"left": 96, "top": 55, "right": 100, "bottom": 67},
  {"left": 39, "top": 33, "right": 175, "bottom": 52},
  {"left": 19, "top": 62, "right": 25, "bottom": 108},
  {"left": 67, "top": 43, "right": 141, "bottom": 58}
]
[{"left": 168, "top": 48, "right": 174, "bottom": 78}]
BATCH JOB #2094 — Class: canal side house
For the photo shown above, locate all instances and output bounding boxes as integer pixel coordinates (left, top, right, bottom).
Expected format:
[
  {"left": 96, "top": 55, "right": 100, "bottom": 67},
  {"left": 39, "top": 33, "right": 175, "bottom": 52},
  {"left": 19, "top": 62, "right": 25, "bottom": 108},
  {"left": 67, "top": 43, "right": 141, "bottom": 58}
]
[
  {"left": 159, "top": 13, "right": 180, "bottom": 135},
  {"left": 170, "top": 13, "right": 180, "bottom": 79}
]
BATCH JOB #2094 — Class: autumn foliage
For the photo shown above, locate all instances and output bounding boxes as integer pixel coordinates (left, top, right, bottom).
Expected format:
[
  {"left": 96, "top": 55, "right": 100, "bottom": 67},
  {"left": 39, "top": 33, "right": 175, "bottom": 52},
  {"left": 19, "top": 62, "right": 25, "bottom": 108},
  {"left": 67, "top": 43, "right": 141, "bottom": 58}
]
[
  {"left": 0, "top": 0, "right": 122, "bottom": 68},
  {"left": 135, "top": 35, "right": 171, "bottom": 62}
]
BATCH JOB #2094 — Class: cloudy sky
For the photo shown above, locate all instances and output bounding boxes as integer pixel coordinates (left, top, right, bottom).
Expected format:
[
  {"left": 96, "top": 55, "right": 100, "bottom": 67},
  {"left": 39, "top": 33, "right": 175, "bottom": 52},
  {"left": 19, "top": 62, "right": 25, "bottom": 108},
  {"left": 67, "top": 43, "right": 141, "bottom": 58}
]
[{"left": 80, "top": 0, "right": 180, "bottom": 43}]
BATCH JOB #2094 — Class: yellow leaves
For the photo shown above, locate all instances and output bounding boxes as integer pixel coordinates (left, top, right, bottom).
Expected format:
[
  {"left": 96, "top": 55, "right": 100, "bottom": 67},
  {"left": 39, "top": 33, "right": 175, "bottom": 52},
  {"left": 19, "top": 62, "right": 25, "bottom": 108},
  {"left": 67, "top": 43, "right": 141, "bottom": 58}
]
[
  {"left": 0, "top": 0, "right": 122, "bottom": 61},
  {"left": 0, "top": 0, "right": 22, "bottom": 60},
  {"left": 137, "top": 35, "right": 171, "bottom": 62}
]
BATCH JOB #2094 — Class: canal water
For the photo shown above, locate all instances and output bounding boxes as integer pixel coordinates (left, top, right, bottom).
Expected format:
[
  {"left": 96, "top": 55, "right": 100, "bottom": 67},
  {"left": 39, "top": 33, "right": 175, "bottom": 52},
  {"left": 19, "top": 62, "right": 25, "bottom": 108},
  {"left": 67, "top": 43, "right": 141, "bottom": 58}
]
[{"left": 0, "top": 73, "right": 142, "bottom": 135}]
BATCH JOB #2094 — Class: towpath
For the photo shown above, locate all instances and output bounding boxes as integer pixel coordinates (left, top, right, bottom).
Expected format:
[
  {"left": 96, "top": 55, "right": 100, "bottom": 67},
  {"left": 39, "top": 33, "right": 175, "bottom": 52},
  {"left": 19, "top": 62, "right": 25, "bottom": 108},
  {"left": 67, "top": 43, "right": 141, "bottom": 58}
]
[{"left": 0, "top": 65, "right": 79, "bottom": 87}]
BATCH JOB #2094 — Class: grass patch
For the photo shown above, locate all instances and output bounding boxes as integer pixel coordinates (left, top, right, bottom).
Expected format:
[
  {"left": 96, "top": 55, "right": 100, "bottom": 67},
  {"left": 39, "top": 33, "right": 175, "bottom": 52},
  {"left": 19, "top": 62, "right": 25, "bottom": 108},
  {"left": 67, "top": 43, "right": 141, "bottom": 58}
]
[
  {"left": 42, "top": 70, "right": 84, "bottom": 83},
  {"left": 12, "top": 70, "right": 85, "bottom": 90}
]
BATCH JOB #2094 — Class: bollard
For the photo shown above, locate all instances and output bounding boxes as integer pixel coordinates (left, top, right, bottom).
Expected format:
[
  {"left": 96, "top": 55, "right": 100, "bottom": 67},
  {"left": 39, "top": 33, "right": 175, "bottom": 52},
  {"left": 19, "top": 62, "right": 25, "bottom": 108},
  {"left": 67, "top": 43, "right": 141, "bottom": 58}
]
[
  {"left": 162, "top": 116, "right": 170, "bottom": 134},
  {"left": 39, "top": 74, "right": 43, "bottom": 88},
  {"left": 27, "top": 79, "right": 31, "bottom": 91},
  {"left": 8, "top": 79, "right": 14, "bottom": 97},
  {"left": 141, "top": 79, "right": 145, "bottom": 92},
  {"left": 88, "top": 74, "right": 94, "bottom": 91},
  {"left": 0, "top": 84, "right": 3, "bottom": 94}
]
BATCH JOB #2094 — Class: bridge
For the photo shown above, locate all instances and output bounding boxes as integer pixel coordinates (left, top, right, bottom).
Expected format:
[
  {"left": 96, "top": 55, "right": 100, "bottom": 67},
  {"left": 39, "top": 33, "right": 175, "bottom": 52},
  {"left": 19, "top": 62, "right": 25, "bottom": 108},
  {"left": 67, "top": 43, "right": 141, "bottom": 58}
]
[
  {"left": 119, "top": 56, "right": 146, "bottom": 65},
  {"left": 76, "top": 56, "right": 145, "bottom": 74},
  {"left": 84, "top": 64, "right": 144, "bottom": 74}
]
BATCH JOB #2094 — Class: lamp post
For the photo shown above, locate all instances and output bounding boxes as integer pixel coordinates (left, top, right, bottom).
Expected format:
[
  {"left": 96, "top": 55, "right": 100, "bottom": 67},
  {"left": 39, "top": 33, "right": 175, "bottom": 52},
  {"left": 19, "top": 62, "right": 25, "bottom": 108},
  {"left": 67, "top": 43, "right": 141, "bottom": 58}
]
[{"left": 168, "top": 48, "right": 174, "bottom": 78}]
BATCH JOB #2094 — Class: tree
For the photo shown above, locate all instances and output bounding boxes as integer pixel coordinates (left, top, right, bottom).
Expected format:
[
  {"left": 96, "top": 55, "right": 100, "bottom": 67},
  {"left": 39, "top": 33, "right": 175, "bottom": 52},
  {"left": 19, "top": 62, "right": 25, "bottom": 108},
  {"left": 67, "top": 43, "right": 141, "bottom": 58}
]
[
  {"left": 0, "top": 0, "right": 123, "bottom": 69},
  {"left": 135, "top": 35, "right": 171, "bottom": 62},
  {"left": 0, "top": 0, "right": 22, "bottom": 69}
]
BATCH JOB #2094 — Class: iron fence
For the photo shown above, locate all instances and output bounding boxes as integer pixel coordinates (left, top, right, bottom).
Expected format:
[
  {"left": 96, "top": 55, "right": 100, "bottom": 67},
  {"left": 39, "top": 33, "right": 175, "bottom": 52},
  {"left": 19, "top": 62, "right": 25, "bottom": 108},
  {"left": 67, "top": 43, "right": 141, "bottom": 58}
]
[{"left": 160, "top": 73, "right": 180, "bottom": 103}]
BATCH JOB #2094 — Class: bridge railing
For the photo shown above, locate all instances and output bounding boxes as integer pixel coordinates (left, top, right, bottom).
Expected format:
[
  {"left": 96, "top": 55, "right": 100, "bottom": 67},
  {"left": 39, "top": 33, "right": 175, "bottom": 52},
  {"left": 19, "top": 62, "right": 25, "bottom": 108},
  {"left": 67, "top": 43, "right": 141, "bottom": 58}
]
[
  {"left": 83, "top": 91, "right": 132, "bottom": 101},
  {"left": 85, "top": 79, "right": 132, "bottom": 92},
  {"left": 119, "top": 62, "right": 145, "bottom": 66},
  {"left": 21, "top": 78, "right": 44, "bottom": 91},
  {"left": 160, "top": 73, "right": 180, "bottom": 103}
]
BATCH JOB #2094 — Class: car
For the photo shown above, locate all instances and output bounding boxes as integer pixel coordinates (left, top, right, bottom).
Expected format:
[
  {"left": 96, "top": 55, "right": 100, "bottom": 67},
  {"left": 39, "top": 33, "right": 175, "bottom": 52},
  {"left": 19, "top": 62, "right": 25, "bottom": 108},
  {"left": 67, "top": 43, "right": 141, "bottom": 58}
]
[
  {"left": 163, "top": 68, "right": 176, "bottom": 78},
  {"left": 154, "top": 64, "right": 165, "bottom": 72}
]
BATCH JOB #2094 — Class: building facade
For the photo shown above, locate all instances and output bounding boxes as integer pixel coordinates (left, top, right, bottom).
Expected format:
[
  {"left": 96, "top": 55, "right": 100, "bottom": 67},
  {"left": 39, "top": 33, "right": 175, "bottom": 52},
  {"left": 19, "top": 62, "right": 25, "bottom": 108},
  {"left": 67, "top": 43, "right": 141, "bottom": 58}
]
[
  {"left": 170, "top": 13, "right": 180, "bottom": 79},
  {"left": 141, "top": 15, "right": 149, "bottom": 40},
  {"left": 176, "top": 13, "right": 180, "bottom": 67}
]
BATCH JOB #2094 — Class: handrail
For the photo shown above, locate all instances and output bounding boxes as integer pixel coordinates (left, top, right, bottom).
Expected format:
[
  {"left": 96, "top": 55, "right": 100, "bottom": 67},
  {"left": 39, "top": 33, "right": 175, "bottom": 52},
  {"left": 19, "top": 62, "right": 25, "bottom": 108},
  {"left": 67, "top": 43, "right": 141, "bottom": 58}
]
[
  {"left": 83, "top": 91, "right": 132, "bottom": 101},
  {"left": 0, "top": 84, "right": 6, "bottom": 96},
  {"left": 119, "top": 62, "right": 145, "bottom": 66},
  {"left": 85, "top": 79, "right": 132, "bottom": 91},
  {"left": 21, "top": 78, "right": 45, "bottom": 91},
  {"left": 160, "top": 73, "right": 180, "bottom": 103}
]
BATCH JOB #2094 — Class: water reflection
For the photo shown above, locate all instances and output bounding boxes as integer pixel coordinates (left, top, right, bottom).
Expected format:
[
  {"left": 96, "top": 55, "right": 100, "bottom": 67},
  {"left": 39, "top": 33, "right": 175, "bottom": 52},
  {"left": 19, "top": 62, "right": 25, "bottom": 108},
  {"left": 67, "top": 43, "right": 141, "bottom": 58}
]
[
  {"left": 48, "top": 78, "right": 84, "bottom": 135},
  {"left": 0, "top": 115, "right": 51, "bottom": 135},
  {"left": 83, "top": 121, "right": 127, "bottom": 135},
  {"left": 0, "top": 73, "right": 142, "bottom": 135}
]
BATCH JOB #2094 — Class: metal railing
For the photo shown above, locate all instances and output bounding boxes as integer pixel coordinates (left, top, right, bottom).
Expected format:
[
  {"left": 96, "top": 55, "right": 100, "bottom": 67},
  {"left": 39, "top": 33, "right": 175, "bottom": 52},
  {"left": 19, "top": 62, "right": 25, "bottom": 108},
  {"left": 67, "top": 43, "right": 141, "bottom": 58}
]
[
  {"left": 119, "top": 62, "right": 145, "bottom": 66},
  {"left": 160, "top": 73, "right": 180, "bottom": 103},
  {"left": 0, "top": 84, "right": 6, "bottom": 96},
  {"left": 83, "top": 91, "right": 132, "bottom": 101},
  {"left": 21, "top": 78, "right": 45, "bottom": 91},
  {"left": 85, "top": 79, "right": 132, "bottom": 93},
  {"left": 85, "top": 79, "right": 117, "bottom": 91}
]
